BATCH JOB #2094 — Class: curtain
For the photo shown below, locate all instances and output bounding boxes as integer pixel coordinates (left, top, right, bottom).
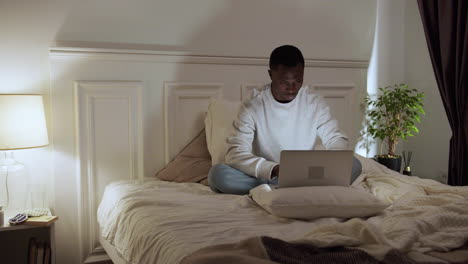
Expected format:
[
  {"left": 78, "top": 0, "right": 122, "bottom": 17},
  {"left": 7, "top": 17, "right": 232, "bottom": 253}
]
[{"left": 417, "top": 0, "right": 468, "bottom": 186}]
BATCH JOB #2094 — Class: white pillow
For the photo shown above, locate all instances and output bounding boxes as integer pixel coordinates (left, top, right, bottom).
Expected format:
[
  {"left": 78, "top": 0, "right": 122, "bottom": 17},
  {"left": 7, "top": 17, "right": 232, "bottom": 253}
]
[
  {"left": 204, "top": 99, "right": 241, "bottom": 165},
  {"left": 250, "top": 184, "right": 389, "bottom": 220}
]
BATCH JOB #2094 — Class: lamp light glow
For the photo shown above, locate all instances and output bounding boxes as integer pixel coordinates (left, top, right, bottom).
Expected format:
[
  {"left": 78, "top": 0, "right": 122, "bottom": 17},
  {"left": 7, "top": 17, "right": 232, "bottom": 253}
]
[
  {"left": 0, "top": 94, "right": 49, "bottom": 208},
  {"left": 0, "top": 95, "right": 49, "bottom": 150}
]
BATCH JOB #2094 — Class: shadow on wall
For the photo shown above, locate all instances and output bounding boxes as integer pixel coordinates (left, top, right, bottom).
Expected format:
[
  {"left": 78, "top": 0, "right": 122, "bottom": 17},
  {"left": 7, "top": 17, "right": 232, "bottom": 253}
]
[
  {"left": 52, "top": 0, "right": 373, "bottom": 169},
  {"left": 54, "top": 0, "right": 375, "bottom": 59}
]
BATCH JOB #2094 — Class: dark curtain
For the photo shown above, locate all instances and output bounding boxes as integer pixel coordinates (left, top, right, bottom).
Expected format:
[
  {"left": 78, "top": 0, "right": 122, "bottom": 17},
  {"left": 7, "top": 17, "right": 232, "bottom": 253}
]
[{"left": 417, "top": 0, "right": 468, "bottom": 186}]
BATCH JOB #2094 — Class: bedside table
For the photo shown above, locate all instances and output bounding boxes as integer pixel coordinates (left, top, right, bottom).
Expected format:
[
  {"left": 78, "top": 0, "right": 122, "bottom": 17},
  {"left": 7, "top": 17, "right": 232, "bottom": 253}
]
[{"left": 0, "top": 209, "right": 56, "bottom": 264}]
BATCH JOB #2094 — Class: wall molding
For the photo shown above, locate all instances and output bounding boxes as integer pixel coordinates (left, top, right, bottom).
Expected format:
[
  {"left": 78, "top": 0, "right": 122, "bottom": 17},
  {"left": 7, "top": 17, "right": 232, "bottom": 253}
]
[
  {"left": 74, "top": 81, "right": 144, "bottom": 263},
  {"left": 311, "top": 83, "right": 357, "bottom": 146},
  {"left": 49, "top": 47, "right": 369, "bottom": 68},
  {"left": 164, "top": 82, "right": 223, "bottom": 164}
]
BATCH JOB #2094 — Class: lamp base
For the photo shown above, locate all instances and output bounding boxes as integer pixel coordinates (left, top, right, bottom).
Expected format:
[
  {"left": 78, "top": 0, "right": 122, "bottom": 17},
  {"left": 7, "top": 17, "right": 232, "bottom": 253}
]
[
  {"left": 0, "top": 151, "right": 26, "bottom": 209},
  {"left": 0, "top": 152, "right": 25, "bottom": 172}
]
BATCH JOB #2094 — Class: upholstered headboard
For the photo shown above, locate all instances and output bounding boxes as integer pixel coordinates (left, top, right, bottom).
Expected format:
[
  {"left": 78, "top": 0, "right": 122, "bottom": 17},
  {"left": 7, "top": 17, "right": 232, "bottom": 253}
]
[{"left": 49, "top": 47, "right": 367, "bottom": 262}]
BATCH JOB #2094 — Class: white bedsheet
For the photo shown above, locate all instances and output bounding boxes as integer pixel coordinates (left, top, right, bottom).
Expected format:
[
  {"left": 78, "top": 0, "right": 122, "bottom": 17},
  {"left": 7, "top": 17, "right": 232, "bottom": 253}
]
[{"left": 98, "top": 157, "right": 468, "bottom": 264}]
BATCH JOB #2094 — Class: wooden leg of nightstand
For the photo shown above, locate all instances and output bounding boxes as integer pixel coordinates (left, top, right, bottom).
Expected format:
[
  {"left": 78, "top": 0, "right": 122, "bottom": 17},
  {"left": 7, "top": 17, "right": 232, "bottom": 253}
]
[{"left": 51, "top": 224, "right": 56, "bottom": 264}]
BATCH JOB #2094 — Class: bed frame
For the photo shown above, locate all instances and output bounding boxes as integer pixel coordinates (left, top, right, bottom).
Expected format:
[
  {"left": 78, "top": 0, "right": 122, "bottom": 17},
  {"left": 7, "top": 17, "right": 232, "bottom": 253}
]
[{"left": 49, "top": 47, "right": 368, "bottom": 263}]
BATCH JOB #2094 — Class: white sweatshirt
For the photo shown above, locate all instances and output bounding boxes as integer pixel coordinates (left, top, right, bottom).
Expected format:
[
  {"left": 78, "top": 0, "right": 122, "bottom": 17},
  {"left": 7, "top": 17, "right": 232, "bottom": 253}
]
[{"left": 225, "top": 84, "right": 348, "bottom": 180}]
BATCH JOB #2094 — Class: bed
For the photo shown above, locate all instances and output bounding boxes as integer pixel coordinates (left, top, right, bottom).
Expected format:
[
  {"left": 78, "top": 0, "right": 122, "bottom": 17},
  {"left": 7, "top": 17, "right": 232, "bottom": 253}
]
[
  {"left": 98, "top": 96, "right": 468, "bottom": 263},
  {"left": 97, "top": 150, "right": 468, "bottom": 264},
  {"left": 48, "top": 47, "right": 468, "bottom": 263}
]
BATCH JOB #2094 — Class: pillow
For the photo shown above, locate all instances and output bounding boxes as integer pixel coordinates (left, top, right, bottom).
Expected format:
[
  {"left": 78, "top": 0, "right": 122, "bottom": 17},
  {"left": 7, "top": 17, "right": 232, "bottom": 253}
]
[
  {"left": 155, "top": 130, "right": 211, "bottom": 185},
  {"left": 204, "top": 99, "right": 241, "bottom": 165},
  {"left": 250, "top": 184, "right": 389, "bottom": 220}
]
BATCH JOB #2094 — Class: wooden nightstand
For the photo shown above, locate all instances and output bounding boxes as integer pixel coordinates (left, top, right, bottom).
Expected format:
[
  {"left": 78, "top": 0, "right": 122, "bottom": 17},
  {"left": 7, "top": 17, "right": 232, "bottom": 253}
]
[{"left": 0, "top": 209, "right": 56, "bottom": 264}]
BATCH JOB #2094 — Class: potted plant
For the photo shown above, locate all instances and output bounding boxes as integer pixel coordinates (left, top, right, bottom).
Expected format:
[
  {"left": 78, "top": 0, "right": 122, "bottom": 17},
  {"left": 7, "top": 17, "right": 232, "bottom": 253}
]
[{"left": 363, "top": 84, "right": 425, "bottom": 172}]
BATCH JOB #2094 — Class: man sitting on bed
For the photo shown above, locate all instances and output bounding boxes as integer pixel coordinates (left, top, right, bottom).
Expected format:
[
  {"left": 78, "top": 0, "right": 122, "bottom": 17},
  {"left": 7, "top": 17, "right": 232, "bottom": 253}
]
[{"left": 208, "top": 45, "right": 361, "bottom": 195}]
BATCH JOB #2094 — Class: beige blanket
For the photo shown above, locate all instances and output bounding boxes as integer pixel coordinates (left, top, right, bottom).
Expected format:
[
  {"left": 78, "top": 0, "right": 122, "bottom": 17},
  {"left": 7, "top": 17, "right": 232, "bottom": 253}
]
[
  {"left": 182, "top": 236, "right": 468, "bottom": 264},
  {"left": 183, "top": 156, "right": 468, "bottom": 264},
  {"left": 98, "top": 156, "right": 468, "bottom": 264},
  {"left": 300, "top": 155, "right": 468, "bottom": 260}
]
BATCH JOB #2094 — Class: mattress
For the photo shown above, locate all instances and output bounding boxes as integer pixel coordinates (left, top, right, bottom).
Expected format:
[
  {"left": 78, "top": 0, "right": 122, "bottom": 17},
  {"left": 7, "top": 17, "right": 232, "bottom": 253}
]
[{"left": 98, "top": 157, "right": 468, "bottom": 264}]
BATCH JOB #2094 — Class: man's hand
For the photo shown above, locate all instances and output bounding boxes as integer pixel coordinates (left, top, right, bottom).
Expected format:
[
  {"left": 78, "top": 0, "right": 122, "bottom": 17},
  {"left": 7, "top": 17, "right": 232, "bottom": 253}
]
[{"left": 271, "top": 165, "right": 280, "bottom": 178}]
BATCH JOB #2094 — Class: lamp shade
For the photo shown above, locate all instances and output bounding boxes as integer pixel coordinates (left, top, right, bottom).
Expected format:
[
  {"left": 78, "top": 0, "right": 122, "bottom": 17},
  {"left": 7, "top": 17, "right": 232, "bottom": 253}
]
[{"left": 0, "top": 95, "right": 49, "bottom": 150}]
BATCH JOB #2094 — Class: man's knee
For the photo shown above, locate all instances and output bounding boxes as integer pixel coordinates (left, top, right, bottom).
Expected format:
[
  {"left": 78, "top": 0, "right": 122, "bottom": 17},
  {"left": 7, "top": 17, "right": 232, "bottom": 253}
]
[
  {"left": 208, "top": 164, "right": 230, "bottom": 191},
  {"left": 208, "top": 164, "right": 256, "bottom": 195},
  {"left": 208, "top": 164, "right": 229, "bottom": 181}
]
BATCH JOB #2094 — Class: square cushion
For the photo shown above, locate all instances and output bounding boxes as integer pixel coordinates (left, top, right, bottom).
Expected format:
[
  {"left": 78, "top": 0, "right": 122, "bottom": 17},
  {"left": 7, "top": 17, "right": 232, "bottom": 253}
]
[
  {"left": 250, "top": 184, "right": 389, "bottom": 220},
  {"left": 155, "top": 130, "right": 211, "bottom": 185},
  {"left": 204, "top": 99, "right": 241, "bottom": 165}
]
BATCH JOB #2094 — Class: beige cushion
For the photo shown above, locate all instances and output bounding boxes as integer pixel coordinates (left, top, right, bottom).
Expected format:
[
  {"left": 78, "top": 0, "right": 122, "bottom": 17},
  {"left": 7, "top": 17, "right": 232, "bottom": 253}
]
[
  {"left": 204, "top": 99, "right": 241, "bottom": 165},
  {"left": 250, "top": 184, "right": 389, "bottom": 220},
  {"left": 155, "top": 130, "right": 211, "bottom": 185}
]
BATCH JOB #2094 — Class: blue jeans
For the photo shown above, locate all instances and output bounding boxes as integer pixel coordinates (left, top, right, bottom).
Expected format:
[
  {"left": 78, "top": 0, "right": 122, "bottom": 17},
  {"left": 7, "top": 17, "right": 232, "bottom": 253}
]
[
  {"left": 208, "top": 164, "right": 278, "bottom": 195},
  {"left": 208, "top": 157, "right": 362, "bottom": 195}
]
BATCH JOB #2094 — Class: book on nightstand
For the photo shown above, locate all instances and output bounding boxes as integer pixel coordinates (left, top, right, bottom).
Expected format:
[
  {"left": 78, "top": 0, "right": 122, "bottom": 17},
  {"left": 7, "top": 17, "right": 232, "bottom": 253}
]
[{"left": 25, "top": 215, "right": 58, "bottom": 226}]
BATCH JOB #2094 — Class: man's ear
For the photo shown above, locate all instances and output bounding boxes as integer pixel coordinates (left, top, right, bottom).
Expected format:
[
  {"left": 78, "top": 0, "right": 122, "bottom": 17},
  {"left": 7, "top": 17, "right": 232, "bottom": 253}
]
[{"left": 268, "top": 69, "right": 272, "bottom": 79}]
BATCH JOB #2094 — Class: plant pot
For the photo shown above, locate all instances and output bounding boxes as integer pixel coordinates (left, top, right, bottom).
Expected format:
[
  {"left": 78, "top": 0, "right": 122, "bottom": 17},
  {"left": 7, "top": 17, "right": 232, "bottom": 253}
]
[{"left": 375, "top": 155, "right": 401, "bottom": 173}]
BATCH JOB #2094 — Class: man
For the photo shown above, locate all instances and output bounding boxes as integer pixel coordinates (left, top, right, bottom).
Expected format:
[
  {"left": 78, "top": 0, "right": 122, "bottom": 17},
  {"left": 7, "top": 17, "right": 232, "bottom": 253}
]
[{"left": 208, "top": 45, "right": 361, "bottom": 194}]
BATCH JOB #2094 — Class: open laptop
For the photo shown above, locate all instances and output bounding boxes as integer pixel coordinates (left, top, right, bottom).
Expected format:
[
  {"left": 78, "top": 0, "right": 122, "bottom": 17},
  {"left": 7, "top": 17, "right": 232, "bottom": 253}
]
[{"left": 277, "top": 150, "right": 354, "bottom": 188}]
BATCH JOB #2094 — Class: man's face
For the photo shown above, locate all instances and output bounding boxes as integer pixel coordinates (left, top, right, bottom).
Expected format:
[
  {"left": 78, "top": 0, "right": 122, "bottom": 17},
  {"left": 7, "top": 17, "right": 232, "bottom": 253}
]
[{"left": 269, "top": 64, "right": 304, "bottom": 103}]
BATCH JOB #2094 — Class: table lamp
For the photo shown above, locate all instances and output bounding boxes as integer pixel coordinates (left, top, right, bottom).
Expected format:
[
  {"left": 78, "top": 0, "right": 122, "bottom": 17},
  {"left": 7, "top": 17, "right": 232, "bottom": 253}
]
[{"left": 0, "top": 94, "right": 49, "bottom": 208}]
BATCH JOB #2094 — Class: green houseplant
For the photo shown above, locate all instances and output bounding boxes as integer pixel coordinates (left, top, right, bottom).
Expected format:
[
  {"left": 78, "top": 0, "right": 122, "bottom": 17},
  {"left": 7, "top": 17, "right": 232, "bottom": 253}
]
[{"left": 364, "top": 84, "right": 425, "bottom": 172}]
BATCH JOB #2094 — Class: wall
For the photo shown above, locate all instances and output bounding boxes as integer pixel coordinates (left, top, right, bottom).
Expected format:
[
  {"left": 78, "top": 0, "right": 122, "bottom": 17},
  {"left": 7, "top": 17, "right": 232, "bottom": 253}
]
[
  {"left": 55, "top": 0, "right": 376, "bottom": 60},
  {"left": 358, "top": 0, "right": 406, "bottom": 157},
  {"left": 404, "top": 0, "right": 450, "bottom": 182},
  {"left": 50, "top": 49, "right": 369, "bottom": 263},
  {"left": 0, "top": 0, "right": 73, "bottom": 210},
  {"left": 372, "top": 0, "right": 406, "bottom": 87},
  {"left": 0, "top": 0, "right": 376, "bottom": 205},
  {"left": 1, "top": 0, "right": 376, "bottom": 263},
  {"left": 0, "top": 0, "right": 452, "bottom": 259},
  {"left": 361, "top": 0, "right": 449, "bottom": 183}
]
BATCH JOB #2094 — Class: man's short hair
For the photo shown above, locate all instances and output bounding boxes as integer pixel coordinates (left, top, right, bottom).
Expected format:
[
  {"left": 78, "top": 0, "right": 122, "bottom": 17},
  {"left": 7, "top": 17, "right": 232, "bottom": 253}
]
[{"left": 269, "top": 45, "right": 305, "bottom": 70}]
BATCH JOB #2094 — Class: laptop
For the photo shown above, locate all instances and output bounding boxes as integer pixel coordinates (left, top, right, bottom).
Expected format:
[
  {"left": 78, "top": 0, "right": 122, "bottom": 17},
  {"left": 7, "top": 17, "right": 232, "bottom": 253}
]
[{"left": 277, "top": 150, "right": 354, "bottom": 188}]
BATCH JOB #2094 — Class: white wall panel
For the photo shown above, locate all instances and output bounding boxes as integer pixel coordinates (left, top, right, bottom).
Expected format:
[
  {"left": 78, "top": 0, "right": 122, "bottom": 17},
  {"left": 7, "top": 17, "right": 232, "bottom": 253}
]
[
  {"left": 164, "top": 82, "right": 223, "bottom": 163},
  {"left": 75, "top": 81, "right": 143, "bottom": 262},
  {"left": 311, "top": 84, "right": 356, "bottom": 146},
  {"left": 50, "top": 48, "right": 367, "bottom": 263}
]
